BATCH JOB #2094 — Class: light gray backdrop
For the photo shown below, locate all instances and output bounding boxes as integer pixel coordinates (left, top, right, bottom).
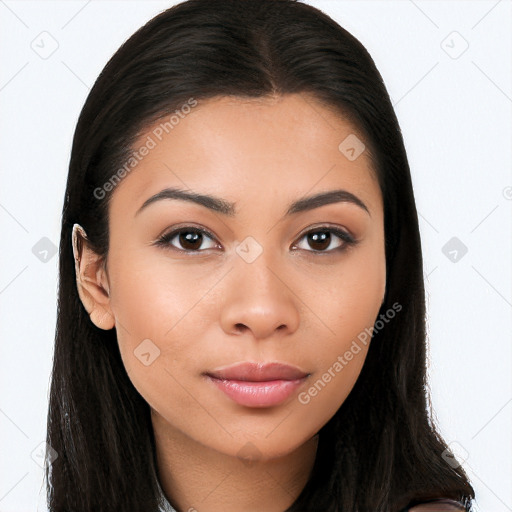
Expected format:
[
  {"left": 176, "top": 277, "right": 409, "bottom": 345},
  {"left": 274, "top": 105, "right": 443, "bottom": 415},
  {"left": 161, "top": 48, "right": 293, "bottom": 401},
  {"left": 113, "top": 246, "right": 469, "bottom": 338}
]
[{"left": 0, "top": 1, "right": 510, "bottom": 511}]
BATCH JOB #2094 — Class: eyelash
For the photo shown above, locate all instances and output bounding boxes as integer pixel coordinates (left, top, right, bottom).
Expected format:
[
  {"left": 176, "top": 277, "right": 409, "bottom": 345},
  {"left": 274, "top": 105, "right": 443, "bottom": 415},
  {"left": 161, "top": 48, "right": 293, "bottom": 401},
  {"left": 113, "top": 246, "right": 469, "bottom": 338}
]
[{"left": 153, "top": 224, "right": 358, "bottom": 256}]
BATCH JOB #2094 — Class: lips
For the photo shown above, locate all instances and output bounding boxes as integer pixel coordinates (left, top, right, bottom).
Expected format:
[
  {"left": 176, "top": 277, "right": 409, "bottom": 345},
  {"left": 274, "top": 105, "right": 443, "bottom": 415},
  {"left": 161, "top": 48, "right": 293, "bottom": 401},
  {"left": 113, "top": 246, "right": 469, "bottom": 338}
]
[
  {"left": 205, "top": 361, "right": 309, "bottom": 382},
  {"left": 204, "top": 362, "right": 310, "bottom": 407}
]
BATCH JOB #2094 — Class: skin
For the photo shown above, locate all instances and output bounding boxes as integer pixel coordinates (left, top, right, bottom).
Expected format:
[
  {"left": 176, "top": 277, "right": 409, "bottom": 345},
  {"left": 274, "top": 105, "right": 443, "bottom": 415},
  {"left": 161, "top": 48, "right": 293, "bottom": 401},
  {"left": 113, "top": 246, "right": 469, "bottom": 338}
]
[{"left": 75, "top": 93, "right": 386, "bottom": 512}]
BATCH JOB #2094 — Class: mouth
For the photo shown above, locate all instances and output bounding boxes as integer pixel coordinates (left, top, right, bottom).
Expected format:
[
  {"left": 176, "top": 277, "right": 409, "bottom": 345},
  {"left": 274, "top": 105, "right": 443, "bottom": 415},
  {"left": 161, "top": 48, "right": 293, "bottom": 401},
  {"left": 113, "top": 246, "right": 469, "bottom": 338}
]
[{"left": 204, "top": 361, "right": 310, "bottom": 408}]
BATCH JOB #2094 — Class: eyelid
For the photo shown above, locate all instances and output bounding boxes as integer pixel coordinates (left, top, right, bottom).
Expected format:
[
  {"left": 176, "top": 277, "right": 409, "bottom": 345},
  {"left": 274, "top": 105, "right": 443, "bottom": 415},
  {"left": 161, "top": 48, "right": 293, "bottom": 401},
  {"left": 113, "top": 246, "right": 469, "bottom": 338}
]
[
  {"left": 295, "top": 222, "right": 355, "bottom": 242},
  {"left": 291, "top": 223, "right": 357, "bottom": 254},
  {"left": 155, "top": 222, "right": 217, "bottom": 243},
  {"left": 154, "top": 223, "right": 357, "bottom": 254},
  {"left": 154, "top": 223, "right": 219, "bottom": 252}
]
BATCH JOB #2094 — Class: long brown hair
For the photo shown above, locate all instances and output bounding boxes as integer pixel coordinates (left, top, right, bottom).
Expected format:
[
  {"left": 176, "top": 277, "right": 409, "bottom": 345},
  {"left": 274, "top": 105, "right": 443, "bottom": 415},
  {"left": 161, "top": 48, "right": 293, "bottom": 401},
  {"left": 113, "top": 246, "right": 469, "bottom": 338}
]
[{"left": 46, "top": 1, "right": 475, "bottom": 510}]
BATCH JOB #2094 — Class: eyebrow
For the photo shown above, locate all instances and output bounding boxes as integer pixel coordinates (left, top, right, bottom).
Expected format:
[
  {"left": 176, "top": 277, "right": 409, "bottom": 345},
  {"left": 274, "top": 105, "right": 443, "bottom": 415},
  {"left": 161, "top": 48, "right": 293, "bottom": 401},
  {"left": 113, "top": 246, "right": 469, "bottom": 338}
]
[{"left": 135, "top": 187, "right": 370, "bottom": 218}]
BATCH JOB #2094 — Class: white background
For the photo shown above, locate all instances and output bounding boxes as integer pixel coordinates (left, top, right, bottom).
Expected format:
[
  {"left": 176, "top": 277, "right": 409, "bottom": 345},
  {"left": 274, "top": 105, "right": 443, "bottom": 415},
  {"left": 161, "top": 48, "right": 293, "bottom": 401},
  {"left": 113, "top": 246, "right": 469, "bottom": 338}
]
[{"left": 0, "top": 1, "right": 510, "bottom": 511}]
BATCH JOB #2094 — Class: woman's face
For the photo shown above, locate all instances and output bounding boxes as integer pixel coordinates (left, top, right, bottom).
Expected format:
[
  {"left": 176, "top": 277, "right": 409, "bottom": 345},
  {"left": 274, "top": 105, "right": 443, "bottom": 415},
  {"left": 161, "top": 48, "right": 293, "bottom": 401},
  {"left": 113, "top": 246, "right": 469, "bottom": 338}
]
[{"left": 102, "top": 93, "right": 385, "bottom": 460}]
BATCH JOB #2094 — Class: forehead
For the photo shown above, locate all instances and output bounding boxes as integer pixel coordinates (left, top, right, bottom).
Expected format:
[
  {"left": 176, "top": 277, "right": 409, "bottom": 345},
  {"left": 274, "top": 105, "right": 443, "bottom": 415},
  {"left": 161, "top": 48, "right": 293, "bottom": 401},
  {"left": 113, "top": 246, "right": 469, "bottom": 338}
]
[{"left": 109, "top": 93, "right": 381, "bottom": 216}]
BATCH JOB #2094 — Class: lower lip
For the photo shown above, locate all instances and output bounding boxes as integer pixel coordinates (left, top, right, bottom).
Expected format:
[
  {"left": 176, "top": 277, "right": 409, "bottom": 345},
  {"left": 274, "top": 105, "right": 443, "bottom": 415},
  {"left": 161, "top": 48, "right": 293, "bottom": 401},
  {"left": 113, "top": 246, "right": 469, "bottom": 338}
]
[{"left": 206, "top": 376, "right": 307, "bottom": 407}]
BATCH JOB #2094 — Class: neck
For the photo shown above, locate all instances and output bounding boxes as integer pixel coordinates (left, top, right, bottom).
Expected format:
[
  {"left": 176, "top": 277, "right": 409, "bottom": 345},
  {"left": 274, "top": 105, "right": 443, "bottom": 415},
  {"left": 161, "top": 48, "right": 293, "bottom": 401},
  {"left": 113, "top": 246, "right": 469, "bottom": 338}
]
[{"left": 151, "top": 409, "right": 319, "bottom": 512}]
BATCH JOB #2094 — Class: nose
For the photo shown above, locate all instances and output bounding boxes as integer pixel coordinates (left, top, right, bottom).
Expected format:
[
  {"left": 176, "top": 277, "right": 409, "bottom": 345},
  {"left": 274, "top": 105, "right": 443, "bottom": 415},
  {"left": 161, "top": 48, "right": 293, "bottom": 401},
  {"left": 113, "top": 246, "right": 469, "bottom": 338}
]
[{"left": 219, "top": 253, "right": 301, "bottom": 341}]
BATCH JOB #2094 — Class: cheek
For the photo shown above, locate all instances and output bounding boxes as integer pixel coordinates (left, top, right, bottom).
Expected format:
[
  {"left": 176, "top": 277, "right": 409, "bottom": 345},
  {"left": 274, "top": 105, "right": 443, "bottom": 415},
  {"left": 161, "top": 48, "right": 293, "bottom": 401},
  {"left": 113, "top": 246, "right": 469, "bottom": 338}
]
[
  {"left": 106, "top": 252, "right": 205, "bottom": 386},
  {"left": 310, "top": 240, "right": 386, "bottom": 350},
  {"left": 293, "top": 346, "right": 368, "bottom": 438},
  {"left": 109, "top": 248, "right": 211, "bottom": 339},
  {"left": 300, "top": 240, "right": 385, "bottom": 408}
]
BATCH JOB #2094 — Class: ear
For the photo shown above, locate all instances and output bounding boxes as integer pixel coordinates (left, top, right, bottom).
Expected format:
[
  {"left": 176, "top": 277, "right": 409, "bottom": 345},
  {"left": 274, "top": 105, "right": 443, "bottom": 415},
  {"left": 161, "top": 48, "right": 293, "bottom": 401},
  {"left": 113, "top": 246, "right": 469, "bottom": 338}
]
[{"left": 72, "top": 224, "right": 115, "bottom": 330}]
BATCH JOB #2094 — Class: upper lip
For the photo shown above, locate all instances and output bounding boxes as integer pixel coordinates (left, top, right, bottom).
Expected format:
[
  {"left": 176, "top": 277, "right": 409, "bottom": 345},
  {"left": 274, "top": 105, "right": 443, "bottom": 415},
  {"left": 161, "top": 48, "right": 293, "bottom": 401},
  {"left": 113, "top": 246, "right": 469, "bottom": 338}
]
[{"left": 205, "top": 362, "right": 309, "bottom": 382}]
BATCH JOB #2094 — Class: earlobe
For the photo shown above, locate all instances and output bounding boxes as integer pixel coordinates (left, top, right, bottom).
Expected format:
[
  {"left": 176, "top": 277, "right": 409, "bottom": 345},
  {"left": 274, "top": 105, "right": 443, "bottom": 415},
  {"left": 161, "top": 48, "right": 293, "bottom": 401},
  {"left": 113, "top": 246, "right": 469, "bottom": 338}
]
[{"left": 72, "top": 223, "right": 115, "bottom": 330}]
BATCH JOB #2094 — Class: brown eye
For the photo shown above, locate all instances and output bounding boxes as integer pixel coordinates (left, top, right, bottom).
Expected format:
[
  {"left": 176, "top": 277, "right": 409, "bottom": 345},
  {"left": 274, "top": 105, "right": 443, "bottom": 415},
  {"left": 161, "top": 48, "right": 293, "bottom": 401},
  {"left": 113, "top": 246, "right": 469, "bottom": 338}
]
[
  {"left": 177, "top": 230, "right": 204, "bottom": 251},
  {"left": 306, "top": 230, "right": 331, "bottom": 251},
  {"left": 294, "top": 227, "right": 356, "bottom": 254},
  {"left": 156, "top": 227, "right": 218, "bottom": 252},
  {"left": 155, "top": 224, "right": 357, "bottom": 255}
]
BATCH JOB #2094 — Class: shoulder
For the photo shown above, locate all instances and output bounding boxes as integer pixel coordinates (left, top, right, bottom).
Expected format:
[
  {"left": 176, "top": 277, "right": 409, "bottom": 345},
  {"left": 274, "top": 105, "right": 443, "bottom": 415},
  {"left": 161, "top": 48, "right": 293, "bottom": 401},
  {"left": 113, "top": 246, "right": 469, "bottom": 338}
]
[{"left": 404, "top": 498, "right": 467, "bottom": 511}]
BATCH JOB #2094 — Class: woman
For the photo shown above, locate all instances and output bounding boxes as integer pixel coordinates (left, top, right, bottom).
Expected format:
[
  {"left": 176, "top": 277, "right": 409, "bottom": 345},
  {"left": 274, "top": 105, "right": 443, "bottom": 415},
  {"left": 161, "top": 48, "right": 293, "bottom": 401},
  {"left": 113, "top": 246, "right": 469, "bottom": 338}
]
[{"left": 45, "top": 0, "right": 475, "bottom": 510}]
